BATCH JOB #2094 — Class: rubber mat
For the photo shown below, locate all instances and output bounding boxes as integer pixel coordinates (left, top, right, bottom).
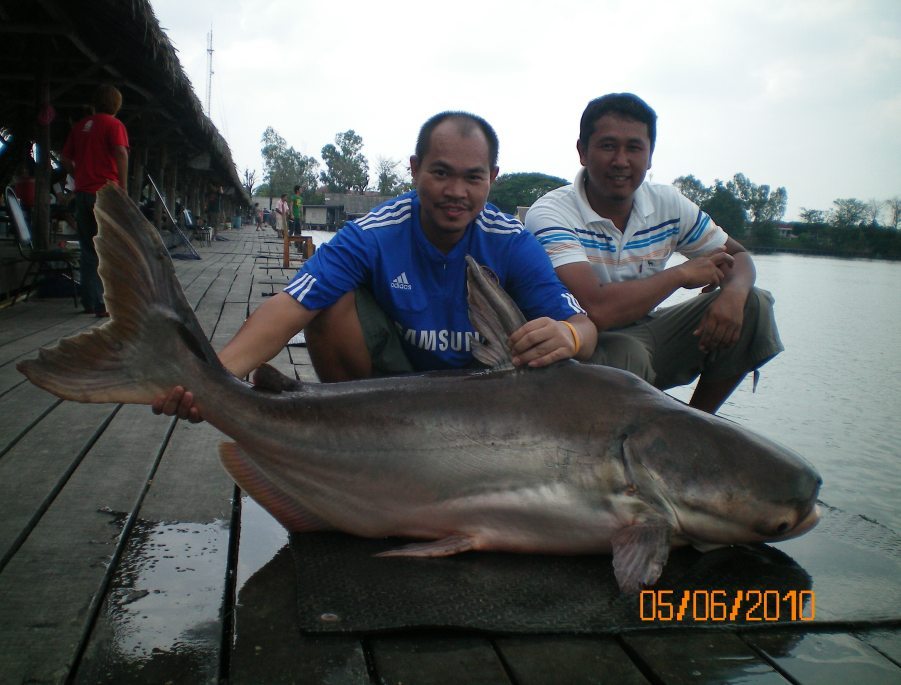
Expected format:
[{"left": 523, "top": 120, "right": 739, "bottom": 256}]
[{"left": 290, "top": 502, "right": 901, "bottom": 634}]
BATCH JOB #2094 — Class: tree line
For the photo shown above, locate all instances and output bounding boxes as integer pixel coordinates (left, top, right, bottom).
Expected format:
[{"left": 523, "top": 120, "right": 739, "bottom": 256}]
[
  {"left": 246, "top": 126, "right": 900, "bottom": 259},
  {"left": 247, "top": 126, "right": 412, "bottom": 204},
  {"left": 671, "top": 174, "right": 901, "bottom": 258},
  {"left": 490, "top": 171, "right": 901, "bottom": 260}
]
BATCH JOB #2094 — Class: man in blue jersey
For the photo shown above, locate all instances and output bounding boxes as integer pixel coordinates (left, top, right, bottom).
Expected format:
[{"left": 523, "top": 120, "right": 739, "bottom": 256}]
[
  {"left": 525, "top": 93, "right": 782, "bottom": 413},
  {"left": 154, "top": 111, "right": 596, "bottom": 421}
]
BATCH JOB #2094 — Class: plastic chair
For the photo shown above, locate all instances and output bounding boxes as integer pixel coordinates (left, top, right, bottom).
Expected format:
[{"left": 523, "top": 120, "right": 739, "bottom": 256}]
[{"left": 6, "top": 186, "right": 79, "bottom": 307}]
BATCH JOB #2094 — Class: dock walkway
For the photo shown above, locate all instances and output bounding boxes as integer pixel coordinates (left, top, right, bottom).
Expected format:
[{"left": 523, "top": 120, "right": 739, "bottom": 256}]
[{"left": 0, "top": 227, "right": 898, "bottom": 684}]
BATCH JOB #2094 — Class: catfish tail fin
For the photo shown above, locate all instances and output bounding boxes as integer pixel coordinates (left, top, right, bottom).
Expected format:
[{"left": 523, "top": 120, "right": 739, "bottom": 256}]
[{"left": 16, "top": 183, "right": 223, "bottom": 404}]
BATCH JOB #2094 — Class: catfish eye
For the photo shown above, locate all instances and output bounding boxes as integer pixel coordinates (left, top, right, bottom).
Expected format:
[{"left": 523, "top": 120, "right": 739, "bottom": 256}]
[{"left": 775, "top": 521, "right": 790, "bottom": 534}]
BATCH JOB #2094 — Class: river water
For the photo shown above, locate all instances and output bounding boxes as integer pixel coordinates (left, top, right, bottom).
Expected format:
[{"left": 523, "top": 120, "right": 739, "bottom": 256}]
[{"left": 665, "top": 253, "right": 901, "bottom": 531}]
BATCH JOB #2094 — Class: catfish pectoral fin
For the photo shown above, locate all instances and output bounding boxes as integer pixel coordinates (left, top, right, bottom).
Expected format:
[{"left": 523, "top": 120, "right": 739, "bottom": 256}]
[
  {"left": 611, "top": 521, "right": 672, "bottom": 593},
  {"left": 374, "top": 535, "right": 478, "bottom": 558},
  {"left": 219, "top": 443, "right": 332, "bottom": 533}
]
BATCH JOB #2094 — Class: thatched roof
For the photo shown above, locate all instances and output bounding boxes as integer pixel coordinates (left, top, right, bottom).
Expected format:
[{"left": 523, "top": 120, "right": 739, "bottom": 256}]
[{"left": 0, "top": 0, "right": 245, "bottom": 200}]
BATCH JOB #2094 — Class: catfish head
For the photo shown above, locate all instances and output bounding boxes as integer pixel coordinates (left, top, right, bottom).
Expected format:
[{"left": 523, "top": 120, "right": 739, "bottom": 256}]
[{"left": 622, "top": 409, "right": 822, "bottom": 549}]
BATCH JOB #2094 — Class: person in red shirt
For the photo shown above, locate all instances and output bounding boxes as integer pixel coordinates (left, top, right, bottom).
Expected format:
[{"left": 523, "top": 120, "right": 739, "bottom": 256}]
[{"left": 61, "top": 84, "right": 129, "bottom": 317}]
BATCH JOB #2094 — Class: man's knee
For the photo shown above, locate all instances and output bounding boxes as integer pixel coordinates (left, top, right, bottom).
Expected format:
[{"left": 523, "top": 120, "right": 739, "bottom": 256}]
[
  {"left": 306, "top": 291, "right": 357, "bottom": 339},
  {"left": 306, "top": 291, "right": 372, "bottom": 382},
  {"left": 589, "top": 333, "right": 655, "bottom": 383}
]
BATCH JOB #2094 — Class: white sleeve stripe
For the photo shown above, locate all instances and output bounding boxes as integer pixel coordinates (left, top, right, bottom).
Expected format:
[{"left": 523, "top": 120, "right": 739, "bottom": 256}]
[
  {"left": 285, "top": 273, "right": 316, "bottom": 299},
  {"left": 563, "top": 292, "right": 586, "bottom": 315}
]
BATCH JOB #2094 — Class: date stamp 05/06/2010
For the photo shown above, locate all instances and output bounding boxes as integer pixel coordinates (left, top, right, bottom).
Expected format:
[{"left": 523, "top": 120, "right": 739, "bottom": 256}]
[{"left": 638, "top": 589, "right": 816, "bottom": 623}]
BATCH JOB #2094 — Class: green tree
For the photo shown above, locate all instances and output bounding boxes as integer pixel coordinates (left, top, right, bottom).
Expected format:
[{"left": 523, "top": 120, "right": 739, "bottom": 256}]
[
  {"left": 488, "top": 172, "right": 569, "bottom": 214},
  {"left": 799, "top": 207, "right": 826, "bottom": 224},
  {"left": 830, "top": 198, "right": 868, "bottom": 228},
  {"left": 886, "top": 197, "right": 901, "bottom": 230},
  {"left": 260, "top": 127, "right": 318, "bottom": 198},
  {"left": 673, "top": 174, "right": 712, "bottom": 207},
  {"left": 320, "top": 130, "right": 369, "bottom": 193},
  {"left": 701, "top": 182, "right": 746, "bottom": 237},
  {"left": 374, "top": 157, "right": 412, "bottom": 196},
  {"left": 725, "top": 173, "right": 787, "bottom": 231},
  {"left": 864, "top": 198, "right": 883, "bottom": 228}
]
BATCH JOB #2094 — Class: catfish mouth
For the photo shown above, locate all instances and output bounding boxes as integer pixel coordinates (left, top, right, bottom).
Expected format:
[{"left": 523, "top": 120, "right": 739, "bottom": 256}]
[
  {"left": 672, "top": 498, "right": 821, "bottom": 547},
  {"left": 765, "top": 501, "right": 821, "bottom": 542}
]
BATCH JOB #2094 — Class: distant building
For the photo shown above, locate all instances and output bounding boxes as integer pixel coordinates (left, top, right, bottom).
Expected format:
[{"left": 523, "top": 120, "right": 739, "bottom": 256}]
[
  {"left": 776, "top": 222, "right": 796, "bottom": 240},
  {"left": 319, "top": 192, "right": 395, "bottom": 230},
  {"left": 251, "top": 192, "right": 396, "bottom": 231}
]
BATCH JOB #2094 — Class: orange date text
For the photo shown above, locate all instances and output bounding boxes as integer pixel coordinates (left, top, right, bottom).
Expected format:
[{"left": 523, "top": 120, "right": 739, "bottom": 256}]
[{"left": 639, "top": 589, "right": 815, "bottom": 623}]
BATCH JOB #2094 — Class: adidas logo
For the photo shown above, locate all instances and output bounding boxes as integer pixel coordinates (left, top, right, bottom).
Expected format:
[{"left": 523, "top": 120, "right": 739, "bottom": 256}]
[{"left": 390, "top": 272, "right": 412, "bottom": 290}]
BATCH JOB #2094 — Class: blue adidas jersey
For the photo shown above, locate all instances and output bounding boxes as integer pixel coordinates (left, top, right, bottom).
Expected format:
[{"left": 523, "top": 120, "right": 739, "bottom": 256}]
[{"left": 285, "top": 191, "right": 584, "bottom": 370}]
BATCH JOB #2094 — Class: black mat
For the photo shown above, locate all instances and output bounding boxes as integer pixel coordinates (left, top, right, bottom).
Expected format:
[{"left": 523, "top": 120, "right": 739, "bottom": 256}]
[{"left": 290, "top": 503, "right": 901, "bottom": 634}]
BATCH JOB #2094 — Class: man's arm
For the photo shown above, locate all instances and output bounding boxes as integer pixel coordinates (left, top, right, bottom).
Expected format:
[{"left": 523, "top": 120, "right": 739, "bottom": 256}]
[
  {"left": 113, "top": 145, "right": 128, "bottom": 192},
  {"left": 508, "top": 313, "right": 597, "bottom": 367},
  {"left": 219, "top": 292, "right": 316, "bottom": 377},
  {"left": 60, "top": 155, "right": 75, "bottom": 176},
  {"left": 556, "top": 250, "right": 734, "bottom": 332},
  {"left": 693, "top": 236, "right": 755, "bottom": 352},
  {"left": 152, "top": 292, "right": 316, "bottom": 421}
]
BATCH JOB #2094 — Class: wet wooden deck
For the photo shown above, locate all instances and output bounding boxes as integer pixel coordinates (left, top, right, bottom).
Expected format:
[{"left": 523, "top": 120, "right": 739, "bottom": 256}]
[{"left": 1, "top": 226, "right": 899, "bottom": 684}]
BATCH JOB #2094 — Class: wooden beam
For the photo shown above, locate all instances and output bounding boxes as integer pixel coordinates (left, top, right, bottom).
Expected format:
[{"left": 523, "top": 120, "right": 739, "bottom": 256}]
[{"left": 32, "top": 55, "right": 52, "bottom": 250}]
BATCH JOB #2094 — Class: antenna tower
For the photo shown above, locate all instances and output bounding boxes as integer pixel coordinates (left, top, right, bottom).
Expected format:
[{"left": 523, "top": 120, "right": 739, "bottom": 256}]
[{"left": 205, "top": 28, "right": 214, "bottom": 116}]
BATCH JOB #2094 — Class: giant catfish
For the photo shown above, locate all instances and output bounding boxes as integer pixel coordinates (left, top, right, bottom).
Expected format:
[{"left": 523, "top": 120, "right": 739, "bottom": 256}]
[{"left": 17, "top": 183, "right": 821, "bottom": 593}]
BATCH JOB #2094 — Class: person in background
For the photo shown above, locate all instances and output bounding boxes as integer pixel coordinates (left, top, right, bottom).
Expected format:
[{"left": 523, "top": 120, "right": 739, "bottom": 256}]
[
  {"left": 525, "top": 93, "right": 782, "bottom": 413},
  {"left": 61, "top": 84, "right": 129, "bottom": 317},
  {"left": 154, "top": 110, "right": 596, "bottom": 421},
  {"left": 254, "top": 202, "right": 263, "bottom": 231},
  {"left": 274, "top": 193, "right": 290, "bottom": 236},
  {"left": 50, "top": 166, "right": 77, "bottom": 236},
  {"left": 291, "top": 184, "right": 304, "bottom": 236}
]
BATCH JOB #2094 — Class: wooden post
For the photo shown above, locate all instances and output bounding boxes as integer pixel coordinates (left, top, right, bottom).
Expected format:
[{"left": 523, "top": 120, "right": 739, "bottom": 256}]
[
  {"left": 33, "top": 57, "right": 52, "bottom": 250},
  {"left": 130, "top": 145, "right": 145, "bottom": 204},
  {"left": 165, "top": 159, "right": 177, "bottom": 228},
  {"left": 153, "top": 145, "right": 167, "bottom": 230}
]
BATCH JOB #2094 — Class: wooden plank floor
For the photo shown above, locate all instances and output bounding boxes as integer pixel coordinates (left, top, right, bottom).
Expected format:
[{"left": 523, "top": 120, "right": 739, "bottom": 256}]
[{"left": 0, "top": 226, "right": 899, "bottom": 684}]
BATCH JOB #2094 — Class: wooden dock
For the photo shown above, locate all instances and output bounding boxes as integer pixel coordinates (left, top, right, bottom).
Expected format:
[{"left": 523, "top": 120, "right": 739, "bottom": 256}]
[{"left": 1, "top": 226, "right": 899, "bottom": 684}]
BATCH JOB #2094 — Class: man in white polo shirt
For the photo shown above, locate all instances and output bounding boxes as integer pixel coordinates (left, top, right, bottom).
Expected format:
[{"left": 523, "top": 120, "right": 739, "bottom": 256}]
[{"left": 526, "top": 93, "right": 782, "bottom": 413}]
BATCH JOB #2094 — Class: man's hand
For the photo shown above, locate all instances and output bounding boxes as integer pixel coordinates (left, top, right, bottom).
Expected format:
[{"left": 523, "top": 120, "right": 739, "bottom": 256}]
[
  {"left": 151, "top": 386, "right": 203, "bottom": 423},
  {"left": 509, "top": 317, "right": 578, "bottom": 368},
  {"left": 693, "top": 288, "right": 746, "bottom": 352},
  {"left": 677, "top": 249, "right": 734, "bottom": 291}
]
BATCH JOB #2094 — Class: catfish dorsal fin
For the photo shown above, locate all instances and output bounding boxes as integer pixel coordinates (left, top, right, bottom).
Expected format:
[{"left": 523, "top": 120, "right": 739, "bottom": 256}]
[{"left": 465, "top": 255, "right": 526, "bottom": 371}]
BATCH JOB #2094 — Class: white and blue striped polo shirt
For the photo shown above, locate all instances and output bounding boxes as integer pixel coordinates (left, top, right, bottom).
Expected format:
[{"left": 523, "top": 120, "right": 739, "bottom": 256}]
[
  {"left": 284, "top": 191, "right": 584, "bottom": 370},
  {"left": 525, "top": 169, "right": 727, "bottom": 283}
]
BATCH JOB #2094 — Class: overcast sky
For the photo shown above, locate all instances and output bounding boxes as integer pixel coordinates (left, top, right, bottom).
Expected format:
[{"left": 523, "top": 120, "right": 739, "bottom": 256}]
[{"left": 150, "top": 0, "right": 900, "bottom": 220}]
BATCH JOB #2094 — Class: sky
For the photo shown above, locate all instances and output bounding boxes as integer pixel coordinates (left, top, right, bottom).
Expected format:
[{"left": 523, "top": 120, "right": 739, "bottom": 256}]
[{"left": 149, "top": 0, "right": 901, "bottom": 221}]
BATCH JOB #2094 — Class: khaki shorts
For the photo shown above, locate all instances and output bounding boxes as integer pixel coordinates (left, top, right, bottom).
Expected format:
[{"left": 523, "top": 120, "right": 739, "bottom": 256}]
[
  {"left": 354, "top": 288, "right": 416, "bottom": 376},
  {"left": 588, "top": 287, "right": 783, "bottom": 389}
]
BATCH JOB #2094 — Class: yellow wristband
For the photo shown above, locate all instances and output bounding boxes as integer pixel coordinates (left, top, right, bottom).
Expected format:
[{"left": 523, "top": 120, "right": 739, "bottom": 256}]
[{"left": 561, "top": 320, "right": 581, "bottom": 356}]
